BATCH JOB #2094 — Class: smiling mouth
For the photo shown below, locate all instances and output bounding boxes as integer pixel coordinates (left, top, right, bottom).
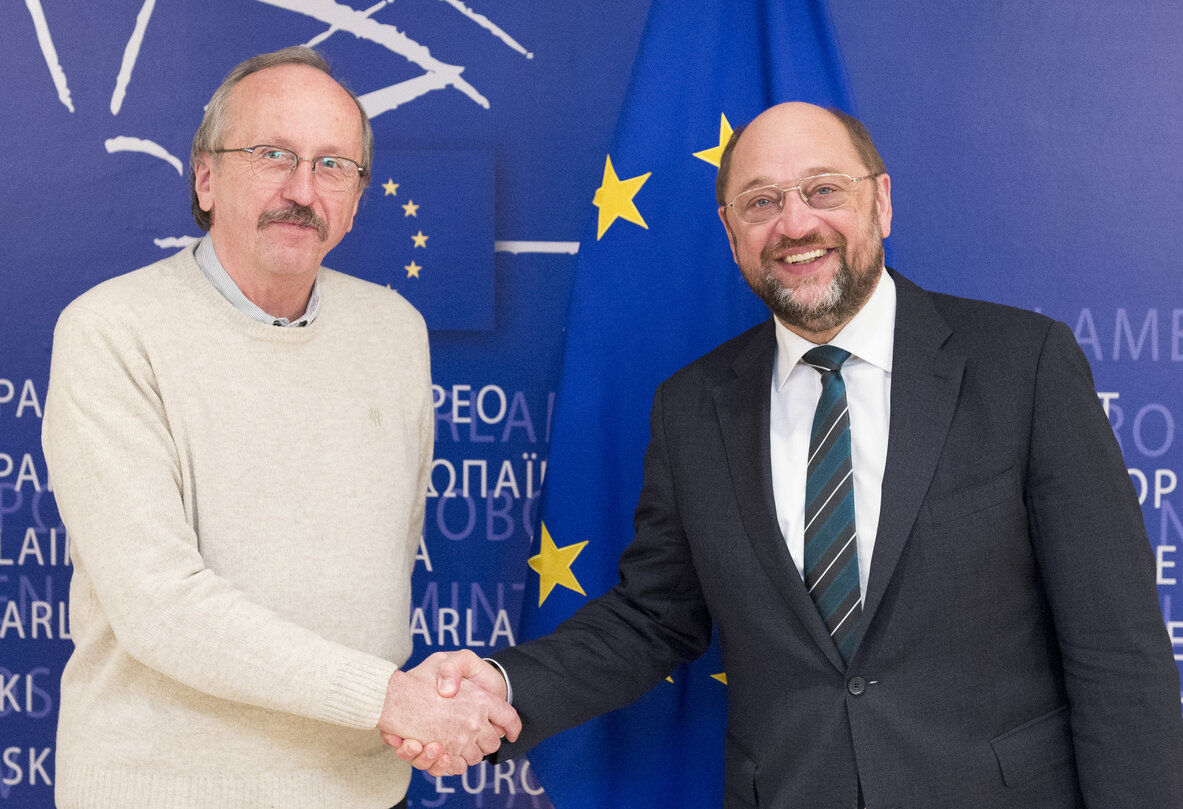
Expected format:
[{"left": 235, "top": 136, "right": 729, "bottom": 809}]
[{"left": 781, "top": 248, "right": 829, "bottom": 265}]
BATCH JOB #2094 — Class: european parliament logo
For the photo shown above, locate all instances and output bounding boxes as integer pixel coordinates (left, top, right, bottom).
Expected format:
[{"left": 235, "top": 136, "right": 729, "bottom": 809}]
[{"left": 10, "top": 0, "right": 522, "bottom": 321}]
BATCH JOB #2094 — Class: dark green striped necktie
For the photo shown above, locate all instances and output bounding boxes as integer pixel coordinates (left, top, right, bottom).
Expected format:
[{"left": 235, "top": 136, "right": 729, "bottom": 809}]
[{"left": 802, "top": 345, "right": 862, "bottom": 663}]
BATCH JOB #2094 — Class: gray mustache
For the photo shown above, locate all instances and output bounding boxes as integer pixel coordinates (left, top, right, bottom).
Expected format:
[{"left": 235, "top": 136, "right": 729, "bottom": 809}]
[{"left": 257, "top": 205, "right": 329, "bottom": 240}]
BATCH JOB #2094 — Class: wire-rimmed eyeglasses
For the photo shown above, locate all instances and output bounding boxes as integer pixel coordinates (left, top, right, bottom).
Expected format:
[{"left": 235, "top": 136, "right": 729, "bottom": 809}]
[
  {"left": 723, "top": 173, "right": 877, "bottom": 224},
  {"left": 214, "top": 145, "right": 366, "bottom": 192}
]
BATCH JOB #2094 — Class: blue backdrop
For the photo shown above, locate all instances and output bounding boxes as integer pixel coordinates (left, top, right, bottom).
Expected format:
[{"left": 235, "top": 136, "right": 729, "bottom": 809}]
[{"left": 1, "top": 2, "right": 1181, "bottom": 807}]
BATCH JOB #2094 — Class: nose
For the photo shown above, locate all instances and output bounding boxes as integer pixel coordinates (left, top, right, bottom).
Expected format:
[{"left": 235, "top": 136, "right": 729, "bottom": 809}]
[
  {"left": 772, "top": 189, "right": 819, "bottom": 239},
  {"left": 282, "top": 158, "right": 318, "bottom": 206}
]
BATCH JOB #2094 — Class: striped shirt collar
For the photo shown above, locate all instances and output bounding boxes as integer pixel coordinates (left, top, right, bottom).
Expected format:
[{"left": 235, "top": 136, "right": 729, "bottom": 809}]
[{"left": 194, "top": 235, "right": 320, "bottom": 327}]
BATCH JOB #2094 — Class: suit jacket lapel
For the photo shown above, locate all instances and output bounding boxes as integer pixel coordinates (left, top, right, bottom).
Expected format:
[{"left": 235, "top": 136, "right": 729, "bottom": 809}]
[
  {"left": 861, "top": 272, "right": 966, "bottom": 627},
  {"left": 713, "top": 320, "right": 847, "bottom": 670}
]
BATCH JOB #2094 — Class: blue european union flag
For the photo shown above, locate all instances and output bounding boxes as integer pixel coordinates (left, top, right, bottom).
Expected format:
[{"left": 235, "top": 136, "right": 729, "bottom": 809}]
[
  {"left": 520, "top": 1, "right": 854, "bottom": 807},
  {"left": 331, "top": 148, "right": 494, "bottom": 331}
]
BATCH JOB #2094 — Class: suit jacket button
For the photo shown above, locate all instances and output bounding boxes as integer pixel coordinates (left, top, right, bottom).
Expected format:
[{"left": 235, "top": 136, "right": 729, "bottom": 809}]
[{"left": 847, "top": 676, "right": 867, "bottom": 696}]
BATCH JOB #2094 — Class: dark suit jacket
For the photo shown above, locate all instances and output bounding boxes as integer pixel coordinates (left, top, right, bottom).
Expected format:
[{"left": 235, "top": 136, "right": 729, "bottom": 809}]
[{"left": 493, "top": 270, "right": 1183, "bottom": 808}]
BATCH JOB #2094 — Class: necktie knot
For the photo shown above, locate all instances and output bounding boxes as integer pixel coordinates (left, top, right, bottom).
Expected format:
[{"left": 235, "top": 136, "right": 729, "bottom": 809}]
[{"left": 803, "top": 345, "right": 851, "bottom": 374}]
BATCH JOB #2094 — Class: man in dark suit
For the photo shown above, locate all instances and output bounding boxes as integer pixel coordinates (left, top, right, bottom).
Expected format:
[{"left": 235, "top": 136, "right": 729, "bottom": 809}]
[{"left": 391, "top": 102, "right": 1183, "bottom": 808}]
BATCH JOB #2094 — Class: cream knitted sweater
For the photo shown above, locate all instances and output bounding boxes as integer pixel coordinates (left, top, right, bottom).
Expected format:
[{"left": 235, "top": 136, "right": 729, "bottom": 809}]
[{"left": 42, "top": 247, "right": 433, "bottom": 808}]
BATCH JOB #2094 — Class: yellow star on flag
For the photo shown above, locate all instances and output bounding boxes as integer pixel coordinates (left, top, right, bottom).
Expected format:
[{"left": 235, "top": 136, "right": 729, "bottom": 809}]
[
  {"left": 593, "top": 155, "right": 650, "bottom": 240},
  {"left": 412, "top": 231, "right": 428, "bottom": 248},
  {"left": 402, "top": 200, "right": 419, "bottom": 217},
  {"left": 693, "top": 114, "right": 734, "bottom": 168},
  {"left": 382, "top": 179, "right": 399, "bottom": 196},
  {"left": 711, "top": 672, "right": 728, "bottom": 685},
  {"left": 528, "top": 522, "right": 588, "bottom": 606},
  {"left": 405, "top": 261, "right": 422, "bottom": 278}
]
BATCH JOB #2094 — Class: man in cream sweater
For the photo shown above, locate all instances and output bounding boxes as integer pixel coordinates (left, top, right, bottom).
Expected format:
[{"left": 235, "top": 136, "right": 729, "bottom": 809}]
[{"left": 41, "top": 46, "right": 517, "bottom": 809}]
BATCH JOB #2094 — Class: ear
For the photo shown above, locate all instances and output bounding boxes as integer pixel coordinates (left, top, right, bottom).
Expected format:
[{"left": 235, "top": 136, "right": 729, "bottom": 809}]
[
  {"left": 874, "top": 172, "right": 892, "bottom": 239},
  {"left": 194, "top": 154, "right": 215, "bottom": 217},
  {"left": 345, "top": 188, "right": 362, "bottom": 233},
  {"left": 717, "top": 206, "right": 739, "bottom": 264}
]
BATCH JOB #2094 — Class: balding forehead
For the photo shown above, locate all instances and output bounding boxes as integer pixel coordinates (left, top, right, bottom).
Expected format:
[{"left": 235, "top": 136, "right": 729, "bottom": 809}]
[
  {"left": 227, "top": 64, "right": 362, "bottom": 144},
  {"left": 731, "top": 106, "right": 864, "bottom": 176},
  {"left": 740, "top": 105, "right": 851, "bottom": 150}
]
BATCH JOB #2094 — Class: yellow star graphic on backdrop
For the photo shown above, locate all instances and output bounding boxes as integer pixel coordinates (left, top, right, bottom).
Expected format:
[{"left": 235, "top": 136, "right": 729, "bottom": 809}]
[
  {"left": 382, "top": 179, "right": 399, "bottom": 196},
  {"left": 412, "top": 231, "right": 428, "bottom": 248},
  {"left": 693, "top": 114, "right": 734, "bottom": 168},
  {"left": 592, "top": 155, "right": 650, "bottom": 240},
  {"left": 528, "top": 522, "right": 587, "bottom": 606},
  {"left": 405, "top": 261, "right": 422, "bottom": 278},
  {"left": 402, "top": 200, "right": 419, "bottom": 217}
]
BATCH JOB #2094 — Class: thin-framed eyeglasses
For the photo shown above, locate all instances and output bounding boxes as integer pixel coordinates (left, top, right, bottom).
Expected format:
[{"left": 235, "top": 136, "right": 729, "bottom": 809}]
[
  {"left": 723, "top": 173, "right": 878, "bottom": 224},
  {"left": 213, "top": 145, "right": 366, "bottom": 192}
]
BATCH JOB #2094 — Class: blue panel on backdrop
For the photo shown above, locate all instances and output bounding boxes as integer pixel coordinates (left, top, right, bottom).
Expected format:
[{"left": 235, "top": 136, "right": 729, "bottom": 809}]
[{"left": 332, "top": 149, "right": 495, "bottom": 331}]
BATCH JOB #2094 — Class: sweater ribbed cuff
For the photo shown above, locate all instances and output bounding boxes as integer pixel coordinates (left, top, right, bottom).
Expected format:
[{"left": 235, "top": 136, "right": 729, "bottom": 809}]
[{"left": 321, "top": 652, "right": 399, "bottom": 729}]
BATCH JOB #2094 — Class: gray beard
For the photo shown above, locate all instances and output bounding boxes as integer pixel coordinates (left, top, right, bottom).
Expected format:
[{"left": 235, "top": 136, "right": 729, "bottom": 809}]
[{"left": 755, "top": 242, "right": 881, "bottom": 336}]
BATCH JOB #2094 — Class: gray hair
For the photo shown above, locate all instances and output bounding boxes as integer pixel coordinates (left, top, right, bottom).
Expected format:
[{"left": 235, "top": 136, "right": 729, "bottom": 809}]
[{"left": 188, "top": 46, "right": 373, "bottom": 230}]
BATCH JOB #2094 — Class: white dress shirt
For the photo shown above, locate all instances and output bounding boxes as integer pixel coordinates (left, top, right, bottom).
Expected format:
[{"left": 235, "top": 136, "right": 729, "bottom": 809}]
[{"left": 769, "top": 267, "right": 896, "bottom": 597}]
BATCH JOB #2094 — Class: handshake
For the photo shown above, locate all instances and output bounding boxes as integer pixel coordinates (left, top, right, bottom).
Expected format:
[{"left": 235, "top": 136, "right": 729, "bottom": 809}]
[{"left": 378, "top": 650, "right": 519, "bottom": 776}]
